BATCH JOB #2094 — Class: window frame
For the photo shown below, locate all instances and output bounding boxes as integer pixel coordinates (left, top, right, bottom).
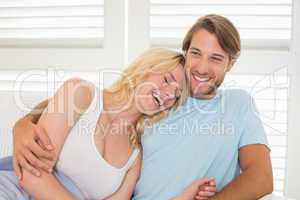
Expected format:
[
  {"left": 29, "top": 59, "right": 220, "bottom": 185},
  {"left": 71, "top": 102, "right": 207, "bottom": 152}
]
[{"left": 285, "top": 0, "right": 300, "bottom": 198}]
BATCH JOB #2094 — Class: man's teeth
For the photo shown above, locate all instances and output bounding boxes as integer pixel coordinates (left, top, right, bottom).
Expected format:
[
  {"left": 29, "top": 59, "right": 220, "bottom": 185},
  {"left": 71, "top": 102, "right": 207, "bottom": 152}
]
[{"left": 193, "top": 75, "right": 210, "bottom": 82}]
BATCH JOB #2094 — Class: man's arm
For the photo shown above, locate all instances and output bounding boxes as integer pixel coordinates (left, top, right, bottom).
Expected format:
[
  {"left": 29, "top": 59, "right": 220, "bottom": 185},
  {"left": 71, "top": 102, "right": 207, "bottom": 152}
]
[
  {"left": 22, "top": 99, "right": 49, "bottom": 124},
  {"left": 211, "top": 144, "right": 273, "bottom": 200},
  {"left": 12, "top": 99, "right": 55, "bottom": 179}
]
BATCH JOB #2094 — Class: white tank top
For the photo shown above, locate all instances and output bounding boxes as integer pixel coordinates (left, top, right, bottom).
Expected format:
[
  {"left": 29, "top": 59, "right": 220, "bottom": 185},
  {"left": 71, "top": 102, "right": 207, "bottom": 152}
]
[{"left": 56, "top": 86, "right": 140, "bottom": 200}]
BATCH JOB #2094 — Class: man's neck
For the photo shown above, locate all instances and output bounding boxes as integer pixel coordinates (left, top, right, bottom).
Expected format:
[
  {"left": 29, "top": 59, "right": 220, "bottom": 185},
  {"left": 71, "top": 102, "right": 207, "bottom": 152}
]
[{"left": 192, "top": 91, "right": 217, "bottom": 100}]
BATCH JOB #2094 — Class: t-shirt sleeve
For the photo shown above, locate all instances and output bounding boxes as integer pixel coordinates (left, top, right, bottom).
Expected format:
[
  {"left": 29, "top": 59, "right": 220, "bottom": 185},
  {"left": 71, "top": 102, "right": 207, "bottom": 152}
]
[{"left": 238, "top": 95, "right": 270, "bottom": 150}]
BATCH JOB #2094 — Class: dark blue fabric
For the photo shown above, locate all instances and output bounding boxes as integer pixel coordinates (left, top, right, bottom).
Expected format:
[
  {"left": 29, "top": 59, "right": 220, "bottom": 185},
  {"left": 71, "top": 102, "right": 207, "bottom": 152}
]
[{"left": 0, "top": 156, "right": 13, "bottom": 171}]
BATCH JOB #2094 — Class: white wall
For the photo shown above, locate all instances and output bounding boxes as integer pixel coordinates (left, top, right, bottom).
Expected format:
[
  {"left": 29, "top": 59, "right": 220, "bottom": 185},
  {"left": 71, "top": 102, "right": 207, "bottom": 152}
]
[{"left": 285, "top": 0, "right": 300, "bottom": 198}]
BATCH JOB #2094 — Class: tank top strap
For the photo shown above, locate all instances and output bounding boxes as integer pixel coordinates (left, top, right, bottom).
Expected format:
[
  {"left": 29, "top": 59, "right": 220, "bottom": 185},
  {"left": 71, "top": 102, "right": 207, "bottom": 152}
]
[{"left": 124, "top": 148, "right": 140, "bottom": 170}]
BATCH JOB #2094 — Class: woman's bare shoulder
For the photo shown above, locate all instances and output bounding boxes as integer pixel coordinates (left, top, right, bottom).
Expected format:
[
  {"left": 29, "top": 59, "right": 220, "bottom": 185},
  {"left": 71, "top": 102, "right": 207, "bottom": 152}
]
[{"left": 62, "top": 78, "right": 96, "bottom": 114}]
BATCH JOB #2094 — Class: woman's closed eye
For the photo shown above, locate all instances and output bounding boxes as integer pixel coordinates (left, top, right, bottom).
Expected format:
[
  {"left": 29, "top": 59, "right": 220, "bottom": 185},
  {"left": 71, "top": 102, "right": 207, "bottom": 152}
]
[
  {"left": 190, "top": 51, "right": 201, "bottom": 57},
  {"left": 164, "top": 76, "right": 169, "bottom": 84}
]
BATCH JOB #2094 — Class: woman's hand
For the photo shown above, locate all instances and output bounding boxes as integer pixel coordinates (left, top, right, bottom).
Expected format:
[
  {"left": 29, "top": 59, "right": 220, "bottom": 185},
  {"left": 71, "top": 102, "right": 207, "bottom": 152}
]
[
  {"left": 12, "top": 118, "right": 55, "bottom": 179},
  {"left": 175, "top": 178, "right": 216, "bottom": 200},
  {"left": 194, "top": 178, "right": 216, "bottom": 200}
]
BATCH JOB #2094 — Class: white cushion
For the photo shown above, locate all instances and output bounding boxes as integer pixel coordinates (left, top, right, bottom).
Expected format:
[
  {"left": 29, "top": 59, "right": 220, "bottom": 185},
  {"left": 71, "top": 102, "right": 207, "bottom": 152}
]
[{"left": 260, "top": 194, "right": 295, "bottom": 200}]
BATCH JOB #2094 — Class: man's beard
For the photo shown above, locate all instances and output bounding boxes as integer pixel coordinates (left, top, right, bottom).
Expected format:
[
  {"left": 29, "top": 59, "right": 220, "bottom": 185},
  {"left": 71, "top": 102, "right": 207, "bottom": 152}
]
[
  {"left": 185, "top": 69, "right": 225, "bottom": 99},
  {"left": 191, "top": 79, "right": 222, "bottom": 99}
]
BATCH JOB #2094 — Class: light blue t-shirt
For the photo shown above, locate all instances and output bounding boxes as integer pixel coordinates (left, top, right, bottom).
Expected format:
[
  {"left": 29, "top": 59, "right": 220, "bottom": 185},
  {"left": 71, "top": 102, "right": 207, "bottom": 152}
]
[{"left": 132, "top": 89, "right": 269, "bottom": 200}]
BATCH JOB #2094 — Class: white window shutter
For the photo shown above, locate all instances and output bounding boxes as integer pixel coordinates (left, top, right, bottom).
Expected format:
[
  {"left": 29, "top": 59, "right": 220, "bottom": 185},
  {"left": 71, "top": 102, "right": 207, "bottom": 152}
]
[
  {"left": 150, "top": 0, "right": 292, "bottom": 49},
  {"left": 0, "top": 0, "right": 104, "bottom": 47}
]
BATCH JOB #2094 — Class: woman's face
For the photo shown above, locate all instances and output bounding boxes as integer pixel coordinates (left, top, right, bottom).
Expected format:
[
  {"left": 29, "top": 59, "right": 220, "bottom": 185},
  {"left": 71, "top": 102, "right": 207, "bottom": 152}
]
[{"left": 134, "top": 64, "right": 185, "bottom": 116}]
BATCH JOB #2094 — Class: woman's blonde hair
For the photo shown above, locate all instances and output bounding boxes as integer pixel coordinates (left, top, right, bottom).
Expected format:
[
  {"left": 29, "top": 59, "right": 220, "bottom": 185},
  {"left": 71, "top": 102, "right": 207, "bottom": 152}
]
[{"left": 105, "top": 48, "right": 189, "bottom": 146}]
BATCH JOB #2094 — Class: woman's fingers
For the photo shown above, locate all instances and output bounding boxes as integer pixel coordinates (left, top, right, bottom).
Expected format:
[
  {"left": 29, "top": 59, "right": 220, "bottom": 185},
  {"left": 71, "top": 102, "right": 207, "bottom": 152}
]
[
  {"left": 196, "top": 183, "right": 216, "bottom": 199},
  {"left": 209, "top": 179, "right": 216, "bottom": 186},
  {"left": 17, "top": 155, "right": 40, "bottom": 177},
  {"left": 197, "top": 190, "right": 216, "bottom": 197},
  {"left": 202, "top": 186, "right": 216, "bottom": 193},
  {"left": 12, "top": 157, "right": 22, "bottom": 180},
  {"left": 194, "top": 195, "right": 208, "bottom": 200},
  {"left": 196, "top": 177, "right": 215, "bottom": 186},
  {"left": 22, "top": 148, "right": 52, "bottom": 173}
]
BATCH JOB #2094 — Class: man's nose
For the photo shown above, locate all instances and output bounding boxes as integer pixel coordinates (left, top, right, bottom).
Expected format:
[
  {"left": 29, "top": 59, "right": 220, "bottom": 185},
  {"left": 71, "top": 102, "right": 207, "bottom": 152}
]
[{"left": 195, "top": 57, "right": 209, "bottom": 74}]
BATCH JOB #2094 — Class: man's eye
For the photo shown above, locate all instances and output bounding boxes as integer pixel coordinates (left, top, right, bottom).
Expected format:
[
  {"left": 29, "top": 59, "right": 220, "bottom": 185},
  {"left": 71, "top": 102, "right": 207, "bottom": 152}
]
[{"left": 212, "top": 57, "right": 222, "bottom": 62}]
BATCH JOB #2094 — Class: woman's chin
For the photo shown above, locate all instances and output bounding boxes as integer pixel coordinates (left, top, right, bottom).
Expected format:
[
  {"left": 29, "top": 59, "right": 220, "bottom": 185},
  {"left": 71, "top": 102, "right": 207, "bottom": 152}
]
[
  {"left": 144, "top": 109, "right": 158, "bottom": 116},
  {"left": 138, "top": 105, "right": 158, "bottom": 116}
]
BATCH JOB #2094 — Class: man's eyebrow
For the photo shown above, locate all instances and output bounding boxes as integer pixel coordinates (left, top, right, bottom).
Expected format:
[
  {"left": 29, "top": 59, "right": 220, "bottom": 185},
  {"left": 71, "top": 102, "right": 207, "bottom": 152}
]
[{"left": 190, "top": 47, "right": 225, "bottom": 59}]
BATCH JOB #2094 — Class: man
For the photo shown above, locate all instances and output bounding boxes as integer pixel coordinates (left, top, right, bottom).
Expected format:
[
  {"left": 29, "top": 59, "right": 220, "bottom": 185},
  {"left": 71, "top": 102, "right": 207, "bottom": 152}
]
[
  {"left": 133, "top": 15, "right": 273, "bottom": 200},
  {"left": 9, "top": 15, "right": 273, "bottom": 199}
]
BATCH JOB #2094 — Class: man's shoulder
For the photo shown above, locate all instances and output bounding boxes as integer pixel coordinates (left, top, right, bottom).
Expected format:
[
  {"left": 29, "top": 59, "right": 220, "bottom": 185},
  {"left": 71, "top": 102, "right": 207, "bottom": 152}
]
[
  {"left": 223, "top": 88, "right": 251, "bottom": 99},
  {"left": 223, "top": 88, "right": 253, "bottom": 106}
]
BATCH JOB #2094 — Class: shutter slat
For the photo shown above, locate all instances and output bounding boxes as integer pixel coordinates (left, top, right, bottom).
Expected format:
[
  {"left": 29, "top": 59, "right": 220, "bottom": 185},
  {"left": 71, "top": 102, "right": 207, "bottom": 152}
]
[
  {"left": 151, "top": 0, "right": 291, "bottom": 5},
  {"left": 271, "top": 158, "right": 286, "bottom": 169},
  {"left": 150, "top": 0, "right": 292, "bottom": 45},
  {"left": 0, "top": 17, "right": 104, "bottom": 29},
  {"left": 0, "top": 0, "right": 104, "bottom": 8},
  {"left": 151, "top": 5, "right": 291, "bottom": 16},
  {"left": 0, "top": 28, "right": 104, "bottom": 38},
  {"left": 0, "top": 0, "right": 104, "bottom": 46},
  {"left": 0, "top": 6, "right": 104, "bottom": 18},
  {"left": 151, "top": 16, "right": 291, "bottom": 29}
]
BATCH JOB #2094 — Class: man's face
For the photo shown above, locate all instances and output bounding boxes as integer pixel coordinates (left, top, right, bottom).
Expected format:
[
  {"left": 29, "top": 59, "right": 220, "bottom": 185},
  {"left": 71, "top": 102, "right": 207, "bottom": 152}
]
[{"left": 185, "top": 28, "right": 231, "bottom": 99}]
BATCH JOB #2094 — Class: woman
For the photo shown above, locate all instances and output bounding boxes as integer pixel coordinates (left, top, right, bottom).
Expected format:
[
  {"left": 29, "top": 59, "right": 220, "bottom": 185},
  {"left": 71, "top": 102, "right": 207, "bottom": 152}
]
[{"left": 0, "top": 48, "right": 216, "bottom": 199}]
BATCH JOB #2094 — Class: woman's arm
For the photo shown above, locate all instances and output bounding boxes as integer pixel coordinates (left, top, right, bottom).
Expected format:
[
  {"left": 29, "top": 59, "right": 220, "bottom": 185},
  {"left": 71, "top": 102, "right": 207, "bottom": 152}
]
[
  {"left": 36, "top": 78, "right": 94, "bottom": 168},
  {"left": 19, "top": 78, "right": 94, "bottom": 199},
  {"left": 20, "top": 169, "right": 76, "bottom": 200},
  {"left": 105, "top": 150, "right": 142, "bottom": 200}
]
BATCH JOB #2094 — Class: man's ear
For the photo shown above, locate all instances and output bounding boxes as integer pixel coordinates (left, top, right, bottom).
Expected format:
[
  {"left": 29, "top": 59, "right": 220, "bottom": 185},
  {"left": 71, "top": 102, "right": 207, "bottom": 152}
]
[
  {"left": 225, "top": 59, "right": 235, "bottom": 72},
  {"left": 225, "top": 64, "right": 232, "bottom": 72}
]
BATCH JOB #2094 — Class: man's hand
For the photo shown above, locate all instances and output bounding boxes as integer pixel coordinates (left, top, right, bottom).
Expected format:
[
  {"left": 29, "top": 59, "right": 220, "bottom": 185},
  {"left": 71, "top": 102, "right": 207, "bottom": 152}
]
[{"left": 12, "top": 118, "right": 55, "bottom": 180}]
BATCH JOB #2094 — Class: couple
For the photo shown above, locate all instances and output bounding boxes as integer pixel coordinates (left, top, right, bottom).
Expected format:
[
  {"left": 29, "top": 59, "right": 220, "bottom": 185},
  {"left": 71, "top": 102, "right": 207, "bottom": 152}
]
[{"left": 0, "top": 14, "right": 273, "bottom": 200}]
